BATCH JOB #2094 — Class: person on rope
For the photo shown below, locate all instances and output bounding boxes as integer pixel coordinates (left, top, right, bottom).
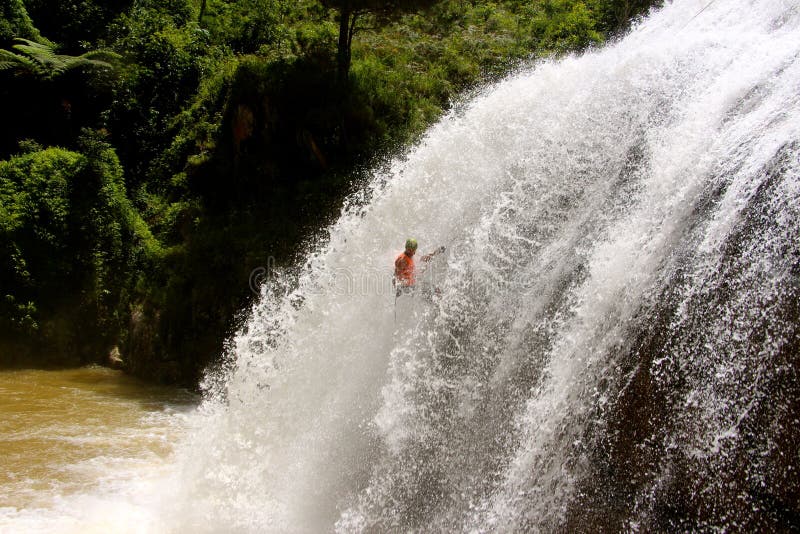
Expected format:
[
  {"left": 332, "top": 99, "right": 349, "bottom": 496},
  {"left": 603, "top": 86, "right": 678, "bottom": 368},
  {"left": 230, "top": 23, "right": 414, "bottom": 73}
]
[{"left": 393, "top": 238, "right": 445, "bottom": 297}]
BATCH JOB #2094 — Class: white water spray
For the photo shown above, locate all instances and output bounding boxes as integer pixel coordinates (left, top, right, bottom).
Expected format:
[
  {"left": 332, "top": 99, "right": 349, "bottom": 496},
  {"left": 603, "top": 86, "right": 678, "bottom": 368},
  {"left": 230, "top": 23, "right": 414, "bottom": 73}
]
[{"left": 167, "top": 0, "right": 800, "bottom": 531}]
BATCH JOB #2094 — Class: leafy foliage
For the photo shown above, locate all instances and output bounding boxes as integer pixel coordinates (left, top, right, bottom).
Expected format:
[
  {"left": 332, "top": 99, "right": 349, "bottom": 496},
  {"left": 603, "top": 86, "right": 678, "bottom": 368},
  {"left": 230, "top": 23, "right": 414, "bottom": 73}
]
[
  {"left": 0, "top": 139, "right": 157, "bottom": 363},
  {"left": 22, "top": 0, "right": 132, "bottom": 53},
  {"left": 0, "top": 0, "right": 42, "bottom": 46},
  {"left": 198, "top": 0, "right": 292, "bottom": 54},
  {"left": 104, "top": 6, "right": 211, "bottom": 190}
]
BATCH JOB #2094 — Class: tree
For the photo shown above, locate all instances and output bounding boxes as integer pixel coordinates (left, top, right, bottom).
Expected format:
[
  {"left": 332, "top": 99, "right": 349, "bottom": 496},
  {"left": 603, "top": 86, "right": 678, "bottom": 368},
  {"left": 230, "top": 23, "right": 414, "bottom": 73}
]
[
  {"left": 0, "top": 0, "right": 42, "bottom": 47},
  {"left": 21, "top": 0, "right": 134, "bottom": 54},
  {"left": 320, "top": 0, "right": 442, "bottom": 87}
]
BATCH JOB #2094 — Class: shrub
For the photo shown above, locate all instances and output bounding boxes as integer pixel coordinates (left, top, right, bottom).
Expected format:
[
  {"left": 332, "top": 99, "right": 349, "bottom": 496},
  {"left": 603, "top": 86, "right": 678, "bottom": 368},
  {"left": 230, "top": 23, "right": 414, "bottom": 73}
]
[{"left": 0, "top": 138, "right": 157, "bottom": 361}]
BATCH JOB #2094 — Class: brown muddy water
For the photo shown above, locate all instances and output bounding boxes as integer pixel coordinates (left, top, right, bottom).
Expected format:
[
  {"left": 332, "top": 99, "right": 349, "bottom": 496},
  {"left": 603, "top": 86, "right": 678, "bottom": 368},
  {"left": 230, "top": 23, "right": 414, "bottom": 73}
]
[{"left": 0, "top": 365, "right": 197, "bottom": 532}]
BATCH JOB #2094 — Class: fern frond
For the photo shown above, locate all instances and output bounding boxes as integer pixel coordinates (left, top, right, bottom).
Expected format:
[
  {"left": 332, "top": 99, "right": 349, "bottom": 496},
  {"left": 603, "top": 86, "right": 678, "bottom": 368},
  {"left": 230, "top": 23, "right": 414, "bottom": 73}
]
[
  {"left": 0, "top": 48, "right": 38, "bottom": 74},
  {"left": 8, "top": 38, "right": 60, "bottom": 77},
  {"left": 12, "top": 38, "right": 57, "bottom": 61},
  {"left": 80, "top": 50, "right": 122, "bottom": 64},
  {"left": 2, "top": 39, "right": 118, "bottom": 79}
]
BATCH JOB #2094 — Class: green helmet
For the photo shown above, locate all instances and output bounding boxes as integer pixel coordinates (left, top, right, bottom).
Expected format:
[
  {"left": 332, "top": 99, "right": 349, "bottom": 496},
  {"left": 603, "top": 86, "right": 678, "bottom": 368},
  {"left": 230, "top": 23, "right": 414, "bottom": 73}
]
[{"left": 405, "top": 238, "right": 418, "bottom": 251}]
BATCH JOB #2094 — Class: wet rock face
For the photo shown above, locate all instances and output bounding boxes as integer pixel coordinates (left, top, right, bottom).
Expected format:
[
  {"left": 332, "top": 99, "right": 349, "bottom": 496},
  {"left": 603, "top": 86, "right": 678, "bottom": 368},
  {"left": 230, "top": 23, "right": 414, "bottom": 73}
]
[
  {"left": 564, "top": 317, "right": 800, "bottom": 532},
  {"left": 564, "top": 146, "right": 800, "bottom": 531},
  {"left": 123, "top": 304, "right": 195, "bottom": 386}
]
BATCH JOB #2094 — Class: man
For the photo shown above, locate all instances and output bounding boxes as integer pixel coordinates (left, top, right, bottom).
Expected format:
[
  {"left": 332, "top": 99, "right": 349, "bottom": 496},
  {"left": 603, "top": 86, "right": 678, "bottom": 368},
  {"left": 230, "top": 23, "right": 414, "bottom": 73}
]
[{"left": 393, "top": 238, "right": 445, "bottom": 296}]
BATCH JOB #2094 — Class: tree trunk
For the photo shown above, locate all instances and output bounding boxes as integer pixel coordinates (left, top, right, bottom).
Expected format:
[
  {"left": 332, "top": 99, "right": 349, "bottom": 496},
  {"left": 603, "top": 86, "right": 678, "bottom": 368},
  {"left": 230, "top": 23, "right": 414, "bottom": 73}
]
[
  {"left": 336, "top": 1, "right": 352, "bottom": 87},
  {"left": 198, "top": 0, "right": 207, "bottom": 24}
]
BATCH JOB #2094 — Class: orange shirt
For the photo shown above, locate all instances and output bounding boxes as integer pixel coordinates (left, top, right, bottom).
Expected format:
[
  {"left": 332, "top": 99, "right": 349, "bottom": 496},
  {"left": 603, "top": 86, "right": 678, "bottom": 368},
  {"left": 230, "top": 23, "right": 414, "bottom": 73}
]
[{"left": 395, "top": 252, "right": 415, "bottom": 286}]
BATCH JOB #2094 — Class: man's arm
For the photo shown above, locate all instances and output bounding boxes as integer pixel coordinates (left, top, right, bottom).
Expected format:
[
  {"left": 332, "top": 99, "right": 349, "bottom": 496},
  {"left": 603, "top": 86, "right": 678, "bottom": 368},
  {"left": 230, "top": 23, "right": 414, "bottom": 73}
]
[{"left": 421, "top": 246, "right": 446, "bottom": 263}]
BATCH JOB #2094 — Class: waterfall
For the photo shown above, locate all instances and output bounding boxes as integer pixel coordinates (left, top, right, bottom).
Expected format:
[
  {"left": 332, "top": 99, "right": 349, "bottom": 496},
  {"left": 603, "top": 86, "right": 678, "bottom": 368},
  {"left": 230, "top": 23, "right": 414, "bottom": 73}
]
[{"left": 171, "top": 0, "right": 800, "bottom": 531}]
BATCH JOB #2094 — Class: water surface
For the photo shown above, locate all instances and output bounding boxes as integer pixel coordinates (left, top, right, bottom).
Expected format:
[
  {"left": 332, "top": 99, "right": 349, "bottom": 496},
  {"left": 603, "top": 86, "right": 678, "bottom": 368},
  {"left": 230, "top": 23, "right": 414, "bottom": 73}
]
[{"left": 0, "top": 366, "right": 196, "bottom": 532}]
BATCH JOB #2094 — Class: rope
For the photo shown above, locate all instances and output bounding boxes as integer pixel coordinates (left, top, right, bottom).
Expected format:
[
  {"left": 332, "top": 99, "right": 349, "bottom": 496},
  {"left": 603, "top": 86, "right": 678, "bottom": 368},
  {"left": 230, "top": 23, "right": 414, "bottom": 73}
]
[{"left": 679, "top": 0, "right": 718, "bottom": 31}]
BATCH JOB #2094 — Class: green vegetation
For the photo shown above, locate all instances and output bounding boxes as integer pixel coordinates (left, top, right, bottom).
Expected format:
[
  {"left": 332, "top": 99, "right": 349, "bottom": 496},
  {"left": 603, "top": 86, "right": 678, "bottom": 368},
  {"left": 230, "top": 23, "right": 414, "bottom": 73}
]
[
  {"left": 0, "top": 0, "right": 658, "bottom": 384},
  {"left": 0, "top": 38, "right": 118, "bottom": 80},
  {"left": 0, "top": 135, "right": 158, "bottom": 365},
  {"left": 0, "top": 0, "right": 40, "bottom": 47}
]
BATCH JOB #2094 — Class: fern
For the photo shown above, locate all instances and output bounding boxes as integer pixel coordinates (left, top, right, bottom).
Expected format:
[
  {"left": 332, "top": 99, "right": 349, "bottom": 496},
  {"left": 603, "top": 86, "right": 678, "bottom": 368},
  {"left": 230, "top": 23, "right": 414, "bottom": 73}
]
[
  {"left": 0, "top": 46, "right": 36, "bottom": 73},
  {"left": 0, "top": 38, "right": 119, "bottom": 80}
]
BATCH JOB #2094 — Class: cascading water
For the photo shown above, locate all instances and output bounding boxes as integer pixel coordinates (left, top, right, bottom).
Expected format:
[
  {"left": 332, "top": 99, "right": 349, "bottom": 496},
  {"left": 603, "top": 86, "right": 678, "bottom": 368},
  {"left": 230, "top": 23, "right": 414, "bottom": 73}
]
[{"left": 167, "top": 0, "right": 800, "bottom": 531}]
